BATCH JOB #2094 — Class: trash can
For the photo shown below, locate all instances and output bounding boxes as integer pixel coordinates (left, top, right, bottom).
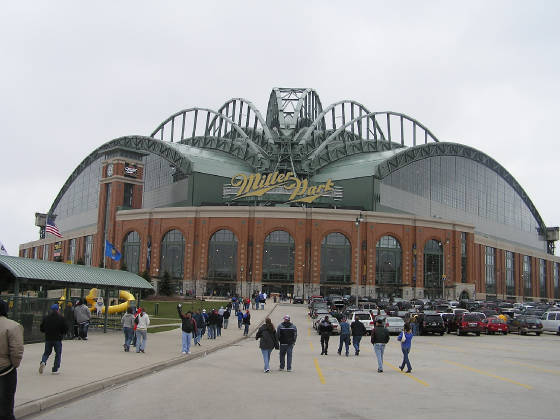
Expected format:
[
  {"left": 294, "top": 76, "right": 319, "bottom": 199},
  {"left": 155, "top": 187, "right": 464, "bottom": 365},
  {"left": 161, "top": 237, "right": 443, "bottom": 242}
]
[{"left": 154, "top": 303, "right": 159, "bottom": 316}]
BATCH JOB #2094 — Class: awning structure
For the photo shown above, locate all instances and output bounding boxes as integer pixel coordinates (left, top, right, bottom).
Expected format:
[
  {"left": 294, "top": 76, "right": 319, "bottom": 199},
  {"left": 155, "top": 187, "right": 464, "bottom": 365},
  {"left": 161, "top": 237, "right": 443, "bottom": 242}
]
[{"left": 0, "top": 255, "right": 153, "bottom": 290}]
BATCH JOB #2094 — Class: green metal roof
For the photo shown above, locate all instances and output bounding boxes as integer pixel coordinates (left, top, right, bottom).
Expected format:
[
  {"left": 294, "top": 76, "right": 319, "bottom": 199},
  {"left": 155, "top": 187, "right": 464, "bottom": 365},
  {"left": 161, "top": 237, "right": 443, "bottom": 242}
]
[{"left": 0, "top": 255, "right": 153, "bottom": 289}]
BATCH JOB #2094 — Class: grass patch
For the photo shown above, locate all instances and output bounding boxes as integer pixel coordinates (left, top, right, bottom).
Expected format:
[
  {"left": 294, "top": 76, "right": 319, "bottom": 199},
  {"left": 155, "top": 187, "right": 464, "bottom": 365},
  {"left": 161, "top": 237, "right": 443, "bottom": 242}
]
[
  {"left": 140, "top": 300, "right": 229, "bottom": 318},
  {"left": 148, "top": 325, "right": 180, "bottom": 333},
  {"left": 150, "top": 317, "right": 180, "bottom": 326}
]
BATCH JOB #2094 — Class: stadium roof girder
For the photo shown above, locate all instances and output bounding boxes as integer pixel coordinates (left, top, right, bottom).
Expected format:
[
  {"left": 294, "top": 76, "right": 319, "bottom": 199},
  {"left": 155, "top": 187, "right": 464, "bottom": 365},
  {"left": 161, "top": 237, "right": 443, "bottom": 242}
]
[
  {"left": 150, "top": 107, "right": 270, "bottom": 169},
  {"left": 49, "top": 136, "right": 194, "bottom": 216},
  {"left": 266, "top": 88, "right": 323, "bottom": 132},
  {"left": 374, "top": 142, "right": 547, "bottom": 233},
  {"left": 307, "top": 111, "right": 440, "bottom": 166}
]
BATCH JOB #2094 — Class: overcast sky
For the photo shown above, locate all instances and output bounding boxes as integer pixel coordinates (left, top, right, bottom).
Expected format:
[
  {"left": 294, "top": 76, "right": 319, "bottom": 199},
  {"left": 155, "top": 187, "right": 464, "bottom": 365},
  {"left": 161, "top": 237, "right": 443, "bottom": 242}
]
[{"left": 1, "top": 1, "right": 559, "bottom": 255}]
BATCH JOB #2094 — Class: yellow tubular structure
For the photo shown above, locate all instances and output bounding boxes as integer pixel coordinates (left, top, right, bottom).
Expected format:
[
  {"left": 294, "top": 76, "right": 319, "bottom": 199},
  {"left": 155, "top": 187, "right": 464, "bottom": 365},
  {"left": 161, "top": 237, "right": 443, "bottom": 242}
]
[{"left": 84, "top": 288, "right": 136, "bottom": 314}]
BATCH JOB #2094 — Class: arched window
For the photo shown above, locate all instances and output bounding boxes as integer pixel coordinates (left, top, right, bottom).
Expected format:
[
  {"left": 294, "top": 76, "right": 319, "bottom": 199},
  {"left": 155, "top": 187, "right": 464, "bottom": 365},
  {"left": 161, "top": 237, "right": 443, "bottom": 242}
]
[
  {"left": 320, "top": 233, "right": 351, "bottom": 284},
  {"left": 160, "top": 229, "right": 185, "bottom": 279},
  {"left": 208, "top": 229, "right": 238, "bottom": 281},
  {"left": 424, "top": 239, "right": 443, "bottom": 299},
  {"left": 262, "top": 231, "right": 294, "bottom": 283},
  {"left": 122, "top": 231, "right": 141, "bottom": 274},
  {"left": 376, "top": 235, "right": 402, "bottom": 298}
]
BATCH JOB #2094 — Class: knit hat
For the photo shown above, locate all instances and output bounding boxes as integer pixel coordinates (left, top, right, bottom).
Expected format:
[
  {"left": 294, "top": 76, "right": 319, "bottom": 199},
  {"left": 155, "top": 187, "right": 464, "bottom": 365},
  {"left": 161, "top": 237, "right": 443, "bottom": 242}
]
[
  {"left": 51, "top": 304, "right": 59, "bottom": 311},
  {"left": 283, "top": 315, "right": 290, "bottom": 321}
]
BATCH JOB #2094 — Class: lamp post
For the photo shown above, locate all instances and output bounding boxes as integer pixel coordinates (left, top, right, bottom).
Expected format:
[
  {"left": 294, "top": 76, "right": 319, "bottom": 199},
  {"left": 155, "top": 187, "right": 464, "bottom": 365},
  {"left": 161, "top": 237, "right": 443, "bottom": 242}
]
[
  {"left": 355, "top": 212, "right": 364, "bottom": 307},
  {"left": 240, "top": 265, "right": 244, "bottom": 297}
]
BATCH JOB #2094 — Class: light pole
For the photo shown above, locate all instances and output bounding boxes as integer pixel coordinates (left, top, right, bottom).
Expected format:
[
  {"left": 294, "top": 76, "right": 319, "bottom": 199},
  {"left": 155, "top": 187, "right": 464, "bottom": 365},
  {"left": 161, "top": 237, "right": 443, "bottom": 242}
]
[
  {"left": 355, "top": 212, "right": 364, "bottom": 307},
  {"left": 240, "top": 265, "right": 244, "bottom": 297}
]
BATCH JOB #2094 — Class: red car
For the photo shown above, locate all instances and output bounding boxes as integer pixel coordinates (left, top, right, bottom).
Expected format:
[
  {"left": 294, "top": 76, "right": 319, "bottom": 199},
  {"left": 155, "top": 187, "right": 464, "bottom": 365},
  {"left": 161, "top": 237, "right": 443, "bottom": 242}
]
[{"left": 482, "top": 317, "right": 508, "bottom": 335}]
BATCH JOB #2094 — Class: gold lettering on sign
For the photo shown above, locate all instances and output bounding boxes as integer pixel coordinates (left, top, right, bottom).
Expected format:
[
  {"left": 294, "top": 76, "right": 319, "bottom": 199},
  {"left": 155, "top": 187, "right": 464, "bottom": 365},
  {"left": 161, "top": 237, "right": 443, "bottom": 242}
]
[{"left": 230, "top": 172, "right": 334, "bottom": 204}]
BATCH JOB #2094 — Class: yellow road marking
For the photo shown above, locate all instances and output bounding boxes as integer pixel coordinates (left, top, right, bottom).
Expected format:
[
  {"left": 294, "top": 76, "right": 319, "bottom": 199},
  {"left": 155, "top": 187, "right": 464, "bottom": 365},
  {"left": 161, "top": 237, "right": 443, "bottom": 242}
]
[
  {"left": 506, "top": 360, "right": 560, "bottom": 375},
  {"left": 385, "top": 362, "right": 429, "bottom": 387},
  {"left": 309, "top": 342, "right": 314, "bottom": 351},
  {"left": 308, "top": 327, "right": 311, "bottom": 336},
  {"left": 313, "top": 358, "right": 326, "bottom": 384},
  {"left": 444, "top": 360, "right": 532, "bottom": 389}
]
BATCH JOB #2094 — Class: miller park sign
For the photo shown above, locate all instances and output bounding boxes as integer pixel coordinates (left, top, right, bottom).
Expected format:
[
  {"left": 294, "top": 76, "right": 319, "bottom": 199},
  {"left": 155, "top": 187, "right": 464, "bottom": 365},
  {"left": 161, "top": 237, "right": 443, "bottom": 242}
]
[{"left": 223, "top": 171, "right": 343, "bottom": 204}]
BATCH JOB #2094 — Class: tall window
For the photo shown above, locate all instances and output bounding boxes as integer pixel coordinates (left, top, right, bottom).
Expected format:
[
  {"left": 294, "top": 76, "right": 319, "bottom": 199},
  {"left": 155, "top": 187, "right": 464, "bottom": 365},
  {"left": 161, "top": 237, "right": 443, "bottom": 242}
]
[
  {"left": 539, "top": 259, "right": 546, "bottom": 298},
  {"left": 43, "top": 244, "right": 49, "bottom": 261},
  {"left": 69, "top": 239, "right": 76, "bottom": 264},
  {"left": 461, "top": 233, "right": 467, "bottom": 283},
  {"left": 320, "top": 233, "right": 351, "bottom": 284},
  {"left": 424, "top": 240, "right": 444, "bottom": 299},
  {"left": 124, "top": 183, "right": 134, "bottom": 208},
  {"left": 123, "top": 231, "right": 141, "bottom": 274},
  {"left": 262, "top": 231, "right": 294, "bottom": 283},
  {"left": 523, "top": 255, "right": 532, "bottom": 297},
  {"left": 485, "top": 247, "right": 496, "bottom": 295},
  {"left": 376, "top": 236, "right": 402, "bottom": 298},
  {"left": 84, "top": 235, "right": 94, "bottom": 266},
  {"left": 207, "top": 230, "right": 238, "bottom": 281},
  {"left": 505, "top": 251, "right": 515, "bottom": 296},
  {"left": 554, "top": 263, "right": 559, "bottom": 299},
  {"left": 33, "top": 247, "right": 38, "bottom": 259},
  {"left": 160, "top": 229, "right": 185, "bottom": 279}
]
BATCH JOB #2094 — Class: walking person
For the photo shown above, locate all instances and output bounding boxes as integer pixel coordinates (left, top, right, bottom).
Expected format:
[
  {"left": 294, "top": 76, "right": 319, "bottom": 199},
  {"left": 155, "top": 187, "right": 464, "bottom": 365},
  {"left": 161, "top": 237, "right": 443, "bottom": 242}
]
[
  {"left": 350, "top": 316, "right": 367, "bottom": 356},
  {"left": 371, "top": 318, "right": 390, "bottom": 373},
  {"left": 177, "top": 304, "right": 197, "bottom": 354},
  {"left": 242, "top": 310, "right": 251, "bottom": 336},
  {"left": 223, "top": 308, "right": 230, "bottom": 329},
  {"left": 0, "top": 299, "right": 24, "bottom": 420},
  {"left": 132, "top": 306, "right": 142, "bottom": 347},
  {"left": 74, "top": 299, "right": 91, "bottom": 340},
  {"left": 237, "top": 309, "right": 244, "bottom": 329},
  {"left": 216, "top": 311, "right": 223, "bottom": 337},
  {"left": 134, "top": 308, "right": 150, "bottom": 353},
  {"left": 193, "top": 310, "right": 205, "bottom": 346},
  {"left": 277, "top": 315, "right": 297, "bottom": 371},
  {"left": 318, "top": 316, "right": 333, "bottom": 355},
  {"left": 398, "top": 324, "right": 414, "bottom": 373},
  {"left": 337, "top": 316, "right": 351, "bottom": 356},
  {"left": 255, "top": 317, "right": 279, "bottom": 373},
  {"left": 39, "top": 304, "right": 68, "bottom": 375},
  {"left": 121, "top": 307, "right": 135, "bottom": 352},
  {"left": 63, "top": 302, "right": 74, "bottom": 339},
  {"left": 207, "top": 310, "right": 218, "bottom": 339}
]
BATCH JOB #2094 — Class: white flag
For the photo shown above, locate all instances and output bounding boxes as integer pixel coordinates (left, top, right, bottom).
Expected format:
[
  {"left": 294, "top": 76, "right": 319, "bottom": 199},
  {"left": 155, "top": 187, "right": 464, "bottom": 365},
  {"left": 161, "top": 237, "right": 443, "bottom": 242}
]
[{"left": 0, "top": 241, "right": 9, "bottom": 256}]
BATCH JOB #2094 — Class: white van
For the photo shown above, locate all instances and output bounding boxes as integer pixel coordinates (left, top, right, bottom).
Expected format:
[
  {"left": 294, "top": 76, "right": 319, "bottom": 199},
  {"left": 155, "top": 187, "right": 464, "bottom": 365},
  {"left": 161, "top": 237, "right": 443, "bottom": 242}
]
[{"left": 540, "top": 311, "right": 560, "bottom": 334}]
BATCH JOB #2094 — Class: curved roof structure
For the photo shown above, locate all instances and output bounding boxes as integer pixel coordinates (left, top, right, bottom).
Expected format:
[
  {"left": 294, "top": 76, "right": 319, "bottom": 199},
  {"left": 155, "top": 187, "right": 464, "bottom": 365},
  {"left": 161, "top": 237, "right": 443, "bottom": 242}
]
[{"left": 48, "top": 87, "right": 549, "bottom": 235}]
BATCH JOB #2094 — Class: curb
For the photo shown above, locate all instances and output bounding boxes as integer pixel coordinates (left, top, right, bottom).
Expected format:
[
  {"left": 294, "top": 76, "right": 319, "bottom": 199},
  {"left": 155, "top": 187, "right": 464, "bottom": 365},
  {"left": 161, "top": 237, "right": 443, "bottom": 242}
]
[{"left": 16, "top": 304, "right": 278, "bottom": 419}]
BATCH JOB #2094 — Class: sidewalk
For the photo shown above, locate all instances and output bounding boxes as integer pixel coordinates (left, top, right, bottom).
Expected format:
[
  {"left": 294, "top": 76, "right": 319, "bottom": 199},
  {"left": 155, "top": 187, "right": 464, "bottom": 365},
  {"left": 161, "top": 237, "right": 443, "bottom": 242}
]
[{"left": 15, "top": 304, "right": 278, "bottom": 419}]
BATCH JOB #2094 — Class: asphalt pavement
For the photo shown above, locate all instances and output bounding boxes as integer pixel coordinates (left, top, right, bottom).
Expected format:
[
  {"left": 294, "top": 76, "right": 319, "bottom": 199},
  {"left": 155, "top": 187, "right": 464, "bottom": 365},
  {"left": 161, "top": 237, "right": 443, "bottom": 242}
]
[{"left": 24, "top": 304, "right": 560, "bottom": 419}]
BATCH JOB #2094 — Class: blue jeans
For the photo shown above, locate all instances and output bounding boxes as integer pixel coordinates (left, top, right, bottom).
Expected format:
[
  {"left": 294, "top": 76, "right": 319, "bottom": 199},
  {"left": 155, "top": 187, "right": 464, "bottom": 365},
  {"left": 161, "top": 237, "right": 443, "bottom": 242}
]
[
  {"left": 136, "top": 330, "right": 147, "bottom": 352},
  {"left": 243, "top": 323, "right": 249, "bottom": 336},
  {"left": 374, "top": 343, "right": 386, "bottom": 371},
  {"left": 352, "top": 336, "right": 362, "bottom": 353},
  {"left": 41, "top": 340, "right": 62, "bottom": 372},
  {"left": 79, "top": 321, "right": 89, "bottom": 339},
  {"left": 194, "top": 329, "right": 202, "bottom": 345},
  {"left": 123, "top": 327, "right": 134, "bottom": 351},
  {"left": 412, "top": 322, "right": 418, "bottom": 336},
  {"left": 238, "top": 319, "right": 242, "bottom": 329},
  {"left": 223, "top": 319, "right": 229, "bottom": 329},
  {"left": 182, "top": 331, "right": 192, "bottom": 353},
  {"left": 279, "top": 344, "right": 294, "bottom": 370},
  {"left": 338, "top": 334, "right": 350, "bottom": 355},
  {"left": 400, "top": 346, "right": 412, "bottom": 371},
  {"left": 208, "top": 325, "right": 216, "bottom": 339},
  {"left": 216, "top": 325, "right": 222, "bottom": 336},
  {"left": 261, "top": 348, "right": 272, "bottom": 371},
  {"left": 261, "top": 303, "right": 265, "bottom": 310}
]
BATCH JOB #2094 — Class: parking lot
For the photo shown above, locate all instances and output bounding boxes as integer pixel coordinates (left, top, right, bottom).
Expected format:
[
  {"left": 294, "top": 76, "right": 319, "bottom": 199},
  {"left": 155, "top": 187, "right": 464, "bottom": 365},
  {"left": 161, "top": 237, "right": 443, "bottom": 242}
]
[{"left": 30, "top": 304, "right": 559, "bottom": 420}]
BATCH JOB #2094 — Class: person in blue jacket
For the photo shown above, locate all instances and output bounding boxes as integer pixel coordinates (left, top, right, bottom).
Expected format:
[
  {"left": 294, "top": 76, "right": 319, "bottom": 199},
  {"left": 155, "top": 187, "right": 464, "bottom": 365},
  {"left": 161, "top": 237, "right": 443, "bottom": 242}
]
[
  {"left": 237, "top": 310, "right": 244, "bottom": 329},
  {"left": 398, "top": 323, "right": 414, "bottom": 373}
]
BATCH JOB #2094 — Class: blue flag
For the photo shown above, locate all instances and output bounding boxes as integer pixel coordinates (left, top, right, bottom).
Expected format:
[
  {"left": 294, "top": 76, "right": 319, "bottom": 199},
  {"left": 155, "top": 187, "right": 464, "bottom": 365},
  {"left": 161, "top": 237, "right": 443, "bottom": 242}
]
[{"left": 105, "top": 240, "right": 122, "bottom": 261}]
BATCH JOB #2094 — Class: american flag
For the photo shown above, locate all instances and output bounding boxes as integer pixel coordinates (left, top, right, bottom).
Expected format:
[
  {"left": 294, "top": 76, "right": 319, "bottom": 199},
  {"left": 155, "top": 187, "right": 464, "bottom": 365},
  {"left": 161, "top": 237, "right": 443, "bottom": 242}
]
[{"left": 46, "top": 220, "right": 63, "bottom": 238}]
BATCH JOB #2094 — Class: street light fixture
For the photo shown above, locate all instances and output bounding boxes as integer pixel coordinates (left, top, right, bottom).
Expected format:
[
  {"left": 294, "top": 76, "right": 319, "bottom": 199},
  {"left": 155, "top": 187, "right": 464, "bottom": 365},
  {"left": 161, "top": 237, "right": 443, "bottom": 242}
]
[{"left": 355, "top": 212, "right": 364, "bottom": 308}]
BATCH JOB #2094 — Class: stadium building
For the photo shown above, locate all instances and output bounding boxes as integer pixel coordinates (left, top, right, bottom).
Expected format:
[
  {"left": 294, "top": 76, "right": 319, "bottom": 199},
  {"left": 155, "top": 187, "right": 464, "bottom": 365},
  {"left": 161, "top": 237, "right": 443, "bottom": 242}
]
[{"left": 19, "top": 87, "right": 560, "bottom": 301}]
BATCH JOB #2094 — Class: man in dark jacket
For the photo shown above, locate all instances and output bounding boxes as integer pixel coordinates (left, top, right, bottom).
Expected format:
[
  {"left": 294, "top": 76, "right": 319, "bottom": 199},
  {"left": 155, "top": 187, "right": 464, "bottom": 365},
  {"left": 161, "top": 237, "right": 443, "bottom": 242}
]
[
  {"left": 350, "top": 317, "right": 367, "bottom": 356},
  {"left": 39, "top": 304, "right": 68, "bottom": 375},
  {"left": 177, "top": 305, "right": 197, "bottom": 354},
  {"left": 207, "top": 310, "right": 219, "bottom": 339},
  {"left": 276, "top": 315, "right": 297, "bottom": 371},
  {"left": 193, "top": 310, "right": 205, "bottom": 345},
  {"left": 371, "top": 318, "right": 390, "bottom": 372},
  {"left": 223, "top": 308, "right": 230, "bottom": 329},
  {"left": 318, "top": 316, "right": 333, "bottom": 356}
]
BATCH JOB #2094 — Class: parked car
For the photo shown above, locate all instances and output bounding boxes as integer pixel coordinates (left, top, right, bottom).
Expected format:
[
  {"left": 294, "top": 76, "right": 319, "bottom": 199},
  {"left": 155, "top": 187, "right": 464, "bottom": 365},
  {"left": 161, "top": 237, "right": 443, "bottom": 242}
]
[
  {"left": 311, "top": 308, "right": 330, "bottom": 319},
  {"left": 508, "top": 315, "right": 543, "bottom": 335},
  {"left": 456, "top": 313, "right": 485, "bottom": 336},
  {"left": 420, "top": 313, "right": 446, "bottom": 335},
  {"left": 540, "top": 311, "right": 560, "bottom": 334},
  {"left": 482, "top": 317, "right": 508, "bottom": 334},
  {"left": 384, "top": 316, "right": 405, "bottom": 334},
  {"left": 293, "top": 296, "right": 304, "bottom": 304},
  {"left": 313, "top": 315, "right": 339, "bottom": 335},
  {"left": 347, "top": 311, "right": 375, "bottom": 335}
]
